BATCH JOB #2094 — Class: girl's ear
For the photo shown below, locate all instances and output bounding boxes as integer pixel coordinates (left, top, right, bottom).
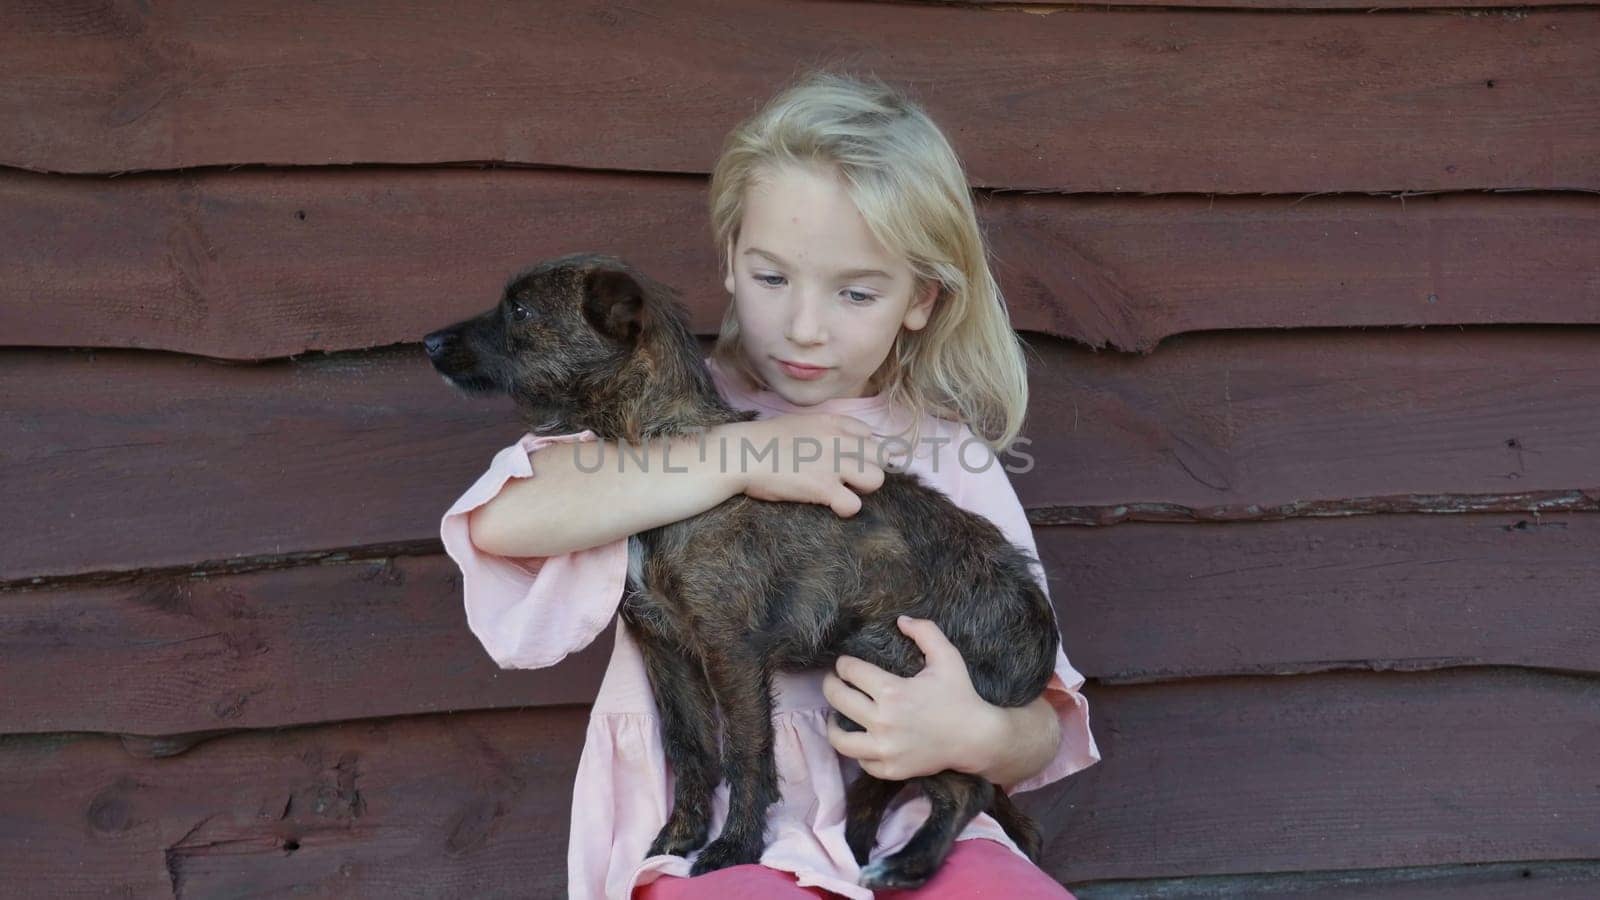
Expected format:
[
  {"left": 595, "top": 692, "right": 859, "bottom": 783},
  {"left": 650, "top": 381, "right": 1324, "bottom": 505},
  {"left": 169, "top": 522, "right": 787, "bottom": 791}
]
[
  {"left": 723, "top": 239, "right": 737, "bottom": 296},
  {"left": 902, "top": 280, "right": 939, "bottom": 331}
]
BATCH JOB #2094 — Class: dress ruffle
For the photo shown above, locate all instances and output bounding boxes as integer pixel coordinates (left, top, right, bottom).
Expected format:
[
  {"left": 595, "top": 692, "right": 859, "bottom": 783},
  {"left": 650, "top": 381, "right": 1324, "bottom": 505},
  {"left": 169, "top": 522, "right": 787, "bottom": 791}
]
[
  {"left": 568, "top": 620, "right": 1098, "bottom": 899},
  {"left": 575, "top": 699, "right": 1071, "bottom": 900},
  {"left": 440, "top": 431, "right": 629, "bottom": 670}
]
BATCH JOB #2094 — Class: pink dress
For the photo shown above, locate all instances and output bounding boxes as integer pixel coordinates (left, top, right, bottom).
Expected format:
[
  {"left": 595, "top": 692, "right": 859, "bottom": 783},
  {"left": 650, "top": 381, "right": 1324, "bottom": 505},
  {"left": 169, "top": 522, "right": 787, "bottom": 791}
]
[{"left": 439, "top": 356, "right": 1101, "bottom": 899}]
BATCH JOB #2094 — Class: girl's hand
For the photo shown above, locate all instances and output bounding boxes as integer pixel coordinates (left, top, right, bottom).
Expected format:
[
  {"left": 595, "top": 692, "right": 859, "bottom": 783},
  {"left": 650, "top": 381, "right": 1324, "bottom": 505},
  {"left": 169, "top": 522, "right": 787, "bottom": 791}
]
[
  {"left": 823, "top": 615, "right": 1006, "bottom": 781},
  {"left": 717, "top": 414, "right": 890, "bottom": 517}
]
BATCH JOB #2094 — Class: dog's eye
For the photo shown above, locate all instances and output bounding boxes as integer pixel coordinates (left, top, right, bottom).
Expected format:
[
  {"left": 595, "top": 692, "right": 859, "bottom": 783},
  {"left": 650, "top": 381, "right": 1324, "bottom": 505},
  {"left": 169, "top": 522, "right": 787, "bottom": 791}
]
[{"left": 508, "top": 300, "right": 531, "bottom": 323}]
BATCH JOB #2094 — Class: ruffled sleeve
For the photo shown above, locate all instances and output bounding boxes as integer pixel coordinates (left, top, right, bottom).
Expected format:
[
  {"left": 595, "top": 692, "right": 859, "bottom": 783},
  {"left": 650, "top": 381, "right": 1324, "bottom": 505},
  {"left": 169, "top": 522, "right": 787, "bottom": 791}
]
[
  {"left": 438, "top": 430, "right": 630, "bottom": 670},
  {"left": 950, "top": 427, "right": 1102, "bottom": 794}
]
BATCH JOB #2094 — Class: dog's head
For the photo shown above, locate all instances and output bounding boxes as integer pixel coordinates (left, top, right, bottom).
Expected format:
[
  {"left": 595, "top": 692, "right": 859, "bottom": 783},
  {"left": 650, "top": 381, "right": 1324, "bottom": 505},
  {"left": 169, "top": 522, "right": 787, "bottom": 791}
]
[{"left": 425, "top": 250, "right": 663, "bottom": 398}]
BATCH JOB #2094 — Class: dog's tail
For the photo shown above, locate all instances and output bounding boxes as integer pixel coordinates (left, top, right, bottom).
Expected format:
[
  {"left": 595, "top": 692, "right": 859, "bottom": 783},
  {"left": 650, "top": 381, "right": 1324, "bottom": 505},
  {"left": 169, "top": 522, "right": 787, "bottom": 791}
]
[{"left": 986, "top": 786, "right": 1044, "bottom": 862}]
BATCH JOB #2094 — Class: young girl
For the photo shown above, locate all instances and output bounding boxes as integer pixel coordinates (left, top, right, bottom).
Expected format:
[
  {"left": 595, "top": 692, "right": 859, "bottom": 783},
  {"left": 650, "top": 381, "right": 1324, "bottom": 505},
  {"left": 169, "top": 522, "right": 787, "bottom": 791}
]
[{"left": 440, "top": 71, "right": 1100, "bottom": 899}]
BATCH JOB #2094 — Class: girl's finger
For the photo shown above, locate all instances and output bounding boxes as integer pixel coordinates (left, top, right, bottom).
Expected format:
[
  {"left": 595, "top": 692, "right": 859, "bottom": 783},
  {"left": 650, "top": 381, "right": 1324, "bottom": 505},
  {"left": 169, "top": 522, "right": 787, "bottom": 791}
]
[
  {"left": 896, "top": 615, "right": 962, "bottom": 667},
  {"left": 835, "top": 654, "right": 897, "bottom": 700},
  {"left": 822, "top": 671, "right": 876, "bottom": 726}
]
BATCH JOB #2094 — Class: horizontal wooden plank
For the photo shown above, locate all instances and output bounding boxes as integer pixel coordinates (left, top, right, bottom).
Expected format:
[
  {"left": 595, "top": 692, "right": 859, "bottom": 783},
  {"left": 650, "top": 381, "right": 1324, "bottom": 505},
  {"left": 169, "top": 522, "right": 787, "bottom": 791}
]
[
  {"left": 1076, "top": 860, "right": 1600, "bottom": 899},
  {"left": 951, "top": 0, "right": 1593, "bottom": 8},
  {"left": 1040, "top": 511, "right": 1600, "bottom": 685},
  {"left": 1, "top": 670, "right": 1595, "bottom": 890},
  {"left": 2, "top": 2, "right": 1596, "bottom": 192},
  {"left": 1011, "top": 328, "right": 1600, "bottom": 517},
  {"left": 3, "top": 170, "right": 1597, "bottom": 359},
  {"left": 0, "top": 344, "right": 500, "bottom": 580},
  {"left": 0, "top": 706, "right": 587, "bottom": 897},
  {"left": 5, "top": 328, "right": 1599, "bottom": 581},
  {"left": 0, "top": 555, "right": 614, "bottom": 741},
  {"left": 4, "top": 510, "right": 1596, "bottom": 739},
  {"left": 1021, "top": 668, "right": 1600, "bottom": 882}
]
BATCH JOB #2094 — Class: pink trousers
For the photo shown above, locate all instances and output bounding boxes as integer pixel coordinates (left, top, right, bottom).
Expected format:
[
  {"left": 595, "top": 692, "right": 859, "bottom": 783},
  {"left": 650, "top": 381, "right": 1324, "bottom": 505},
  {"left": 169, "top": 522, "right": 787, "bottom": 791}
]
[{"left": 632, "top": 839, "right": 1077, "bottom": 899}]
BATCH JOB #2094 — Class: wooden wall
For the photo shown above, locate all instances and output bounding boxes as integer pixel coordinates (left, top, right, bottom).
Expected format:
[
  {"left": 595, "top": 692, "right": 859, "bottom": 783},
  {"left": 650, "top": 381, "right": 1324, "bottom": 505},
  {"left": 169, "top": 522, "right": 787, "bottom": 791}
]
[{"left": 2, "top": 1, "right": 1598, "bottom": 896}]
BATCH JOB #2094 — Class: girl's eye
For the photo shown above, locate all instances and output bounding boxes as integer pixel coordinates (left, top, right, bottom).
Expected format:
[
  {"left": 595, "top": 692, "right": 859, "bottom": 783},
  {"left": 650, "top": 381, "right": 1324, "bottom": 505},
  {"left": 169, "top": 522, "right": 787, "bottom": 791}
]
[{"left": 751, "top": 274, "right": 872, "bottom": 304}]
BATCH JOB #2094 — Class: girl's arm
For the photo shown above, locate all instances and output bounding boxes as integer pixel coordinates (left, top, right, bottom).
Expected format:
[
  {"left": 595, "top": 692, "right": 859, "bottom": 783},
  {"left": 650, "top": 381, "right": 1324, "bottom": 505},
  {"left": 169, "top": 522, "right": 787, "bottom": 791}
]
[
  {"left": 977, "top": 692, "right": 1062, "bottom": 788},
  {"left": 469, "top": 426, "right": 747, "bottom": 558},
  {"left": 827, "top": 614, "right": 1062, "bottom": 788},
  {"left": 442, "top": 414, "right": 888, "bottom": 670},
  {"left": 916, "top": 616, "right": 1063, "bottom": 788},
  {"left": 824, "top": 425, "right": 1101, "bottom": 790},
  {"left": 470, "top": 414, "right": 888, "bottom": 558}
]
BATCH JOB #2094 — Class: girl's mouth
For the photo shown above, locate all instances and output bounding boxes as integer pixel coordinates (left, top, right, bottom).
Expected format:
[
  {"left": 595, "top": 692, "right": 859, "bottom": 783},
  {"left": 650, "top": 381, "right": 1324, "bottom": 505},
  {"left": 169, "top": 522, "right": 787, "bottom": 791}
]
[{"left": 777, "top": 360, "right": 830, "bottom": 381}]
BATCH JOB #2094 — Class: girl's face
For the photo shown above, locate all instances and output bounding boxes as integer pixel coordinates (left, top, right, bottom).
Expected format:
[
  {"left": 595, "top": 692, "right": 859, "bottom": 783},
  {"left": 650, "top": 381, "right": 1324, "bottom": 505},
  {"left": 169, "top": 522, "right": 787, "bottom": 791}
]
[{"left": 724, "top": 162, "right": 937, "bottom": 404}]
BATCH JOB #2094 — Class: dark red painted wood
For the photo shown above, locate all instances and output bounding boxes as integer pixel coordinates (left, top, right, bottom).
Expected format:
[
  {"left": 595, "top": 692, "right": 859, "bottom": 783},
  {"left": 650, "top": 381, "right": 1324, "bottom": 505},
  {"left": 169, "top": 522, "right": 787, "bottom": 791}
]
[
  {"left": 0, "top": 555, "right": 615, "bottom": 739},
  {"left": 1, "top": 671, "right": 1595, "bottom": 892},
  {"left": 0, "top": 706, "right": 587, "bottom": 897},
  {"left": 3, "top": 170, "right": 1596, "bottom": 359},
  {"left": 1075, "top": 861, "right": 1600, "bottom": 898},
  {"left": 951, "top": 0, "right": 1592, "bottom": 7},
  {"left": 2, "top": 2, "right": 1595, "bottom": 192},
  {"left": 1041, "top": 512, "right": 1600, "bottom": 685},
  {"left": 6, "top": 330, "right": 1597, "bottom": 580},
  {"left": 3, "top": 512, "right": 1596, "bottom": 739},
  {"left": 1022, "top": 668, "right": 1600, "bottom": 882}
]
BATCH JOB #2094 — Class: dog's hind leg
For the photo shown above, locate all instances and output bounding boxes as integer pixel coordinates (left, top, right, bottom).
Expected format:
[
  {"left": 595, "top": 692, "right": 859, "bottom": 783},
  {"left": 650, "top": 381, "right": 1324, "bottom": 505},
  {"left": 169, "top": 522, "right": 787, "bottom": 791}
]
[
  {"left": 987, "top": 785, "right": 1044, "bottom": 862},
  {"left": 688, "top": 649, "right": 780, "bottom": 876},
  {"left": 843, "top": 770, "right": 902, "bottom": 866},
  {"left": 635, "top": 630, "right": 721, "bottom": 859},
  {"left": 858, "top": 771, "right": 991, "bottom": 890}
]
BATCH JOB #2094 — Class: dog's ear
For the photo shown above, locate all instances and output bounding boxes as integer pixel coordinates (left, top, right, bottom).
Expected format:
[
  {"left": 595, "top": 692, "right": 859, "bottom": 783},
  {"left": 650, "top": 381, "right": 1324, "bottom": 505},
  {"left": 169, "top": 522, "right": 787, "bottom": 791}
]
[{"left": 581, "top": 266, "right": 646, "bottom": 346}]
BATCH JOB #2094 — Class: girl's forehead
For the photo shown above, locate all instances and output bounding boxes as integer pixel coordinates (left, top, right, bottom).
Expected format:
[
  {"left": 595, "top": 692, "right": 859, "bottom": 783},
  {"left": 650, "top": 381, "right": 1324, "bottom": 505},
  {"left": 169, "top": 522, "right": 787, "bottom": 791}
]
[
  {"left": 745, "top": 163, "right": 852, "bottom": 215},
  {"left": 739, "top": 166, "right": 907, "bottom": 272}
]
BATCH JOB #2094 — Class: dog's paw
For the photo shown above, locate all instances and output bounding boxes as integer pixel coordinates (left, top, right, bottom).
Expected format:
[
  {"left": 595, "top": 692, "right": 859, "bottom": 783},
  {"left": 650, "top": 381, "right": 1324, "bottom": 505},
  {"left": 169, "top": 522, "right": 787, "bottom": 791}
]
[
  {"left": 858, "top": 853, "right": 939, "bottom": 891},
  {"left": 645, "top": 816, "right": 709, "bottom": 859},
  {"left": 645, "top": 833, "right": 701, "bottom": 860},
  {"left": 689, "top": 834, "right": 763, "bottom": 875}
]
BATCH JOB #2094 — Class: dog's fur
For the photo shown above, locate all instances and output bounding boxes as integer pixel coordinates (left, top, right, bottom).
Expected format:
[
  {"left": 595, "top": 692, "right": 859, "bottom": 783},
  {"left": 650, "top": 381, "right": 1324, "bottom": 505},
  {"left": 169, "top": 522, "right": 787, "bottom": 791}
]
[{"left": 426, "top": 253, "right": 1059, "bottom": 888}]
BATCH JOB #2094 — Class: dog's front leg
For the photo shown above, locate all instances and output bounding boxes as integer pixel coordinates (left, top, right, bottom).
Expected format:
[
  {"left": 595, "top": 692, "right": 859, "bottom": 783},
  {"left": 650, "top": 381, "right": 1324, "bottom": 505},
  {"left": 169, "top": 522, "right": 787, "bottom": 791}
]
[
  {"left": 688, "top": 648, "right": 778, "bottom": 875},
  {"left": 635, "top": 629, "right": 721, "bottom": 859}
]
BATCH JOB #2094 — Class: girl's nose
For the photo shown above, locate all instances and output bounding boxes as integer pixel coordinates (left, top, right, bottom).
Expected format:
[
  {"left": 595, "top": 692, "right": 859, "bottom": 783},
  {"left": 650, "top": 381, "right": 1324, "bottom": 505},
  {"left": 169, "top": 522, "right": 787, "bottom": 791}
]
[{"left": 785, "top": 288, "right": 827, "bottom": 345}]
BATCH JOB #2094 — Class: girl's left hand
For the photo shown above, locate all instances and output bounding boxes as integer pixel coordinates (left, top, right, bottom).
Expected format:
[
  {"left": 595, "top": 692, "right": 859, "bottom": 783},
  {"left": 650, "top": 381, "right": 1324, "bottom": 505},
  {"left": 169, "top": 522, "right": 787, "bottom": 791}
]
[{"left": 823, "top": 615, "right": 1002, "bottom": 781}]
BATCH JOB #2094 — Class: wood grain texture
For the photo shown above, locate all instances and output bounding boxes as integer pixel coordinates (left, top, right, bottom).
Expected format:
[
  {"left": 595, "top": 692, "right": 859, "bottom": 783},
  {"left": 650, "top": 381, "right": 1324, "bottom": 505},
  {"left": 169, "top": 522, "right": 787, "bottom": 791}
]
[
  {"left": 945, "top": 0, "right": 1595, "bottom": 8},
  {"left": 1, "top": 671, "right": 1595, "bottom": 893},
  {"left": 0, "top": 706, "right": 586, "bottom": 898},
  {"left": 1039, "top": 511, "right": 1600, "bottom": 684},
  {"left": 0, "top": 555, "right": 615, "bottom": 740},
  {"left": 0, "top": 345, "right": 499, "bottom": 581},
  {"left": 3, "top": 0, "right": 1593, "bottom": 893},
  {"left": 3, "top": 512, "right": 1596, "bottom": 739},
  {"left": 3, "top": 169, "right": 1596, "bottom": 359},
  {"left": 2, "top": 2, "right": 1595, "bottom": 192},
  {"left": 1075, "top": 860, "right": 1600, "bottom": 899},
  {"left": 6, "top": 330, "right": 1597, "bottom": 580},
  {"left": 1019, "top": 668, "right": 1600, "bottom": 883}
]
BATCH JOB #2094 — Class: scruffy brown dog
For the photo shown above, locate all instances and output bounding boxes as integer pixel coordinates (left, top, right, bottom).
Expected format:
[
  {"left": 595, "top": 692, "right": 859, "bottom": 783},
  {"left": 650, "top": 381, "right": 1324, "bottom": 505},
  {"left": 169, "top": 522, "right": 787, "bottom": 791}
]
[{"left": 425, "top": 252, "right": 1059, "bottom": 889}]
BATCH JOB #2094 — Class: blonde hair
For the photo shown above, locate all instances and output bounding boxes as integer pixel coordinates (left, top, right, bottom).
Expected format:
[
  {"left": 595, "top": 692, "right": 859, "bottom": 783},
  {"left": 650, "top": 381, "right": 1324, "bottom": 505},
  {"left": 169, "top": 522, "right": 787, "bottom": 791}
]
[{"left": 706, "top": 69, "right": 1031, "bottom": 455}]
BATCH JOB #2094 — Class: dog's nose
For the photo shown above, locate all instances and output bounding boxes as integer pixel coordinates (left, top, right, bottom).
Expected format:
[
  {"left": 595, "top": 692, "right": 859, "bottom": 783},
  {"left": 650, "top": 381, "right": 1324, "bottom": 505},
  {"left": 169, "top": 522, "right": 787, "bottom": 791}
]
[{"left": 423, "top": 330, "right": 455, "bottom": 358}]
